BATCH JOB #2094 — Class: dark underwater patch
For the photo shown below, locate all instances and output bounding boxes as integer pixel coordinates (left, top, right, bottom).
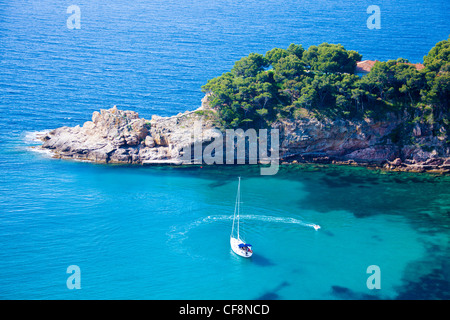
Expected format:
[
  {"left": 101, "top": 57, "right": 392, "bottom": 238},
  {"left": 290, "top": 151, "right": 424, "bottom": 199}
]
[
  {"left": 395, "top": 268, "right": 450, "bottom": 300},
  {"left": 321, "top": 177, "right": 351, "bottom": 188},
  {"left": 256, "top": 292, "right": 279, "bottom": 300},
  {"left": 331, "top": 285, "right": 380, "bottom": 300},
  {"left": 255, "top": 281, "right": 290, "bottom": 300},
  {"left": 251, "top": 254, "right": 276, "bottom": 267}
]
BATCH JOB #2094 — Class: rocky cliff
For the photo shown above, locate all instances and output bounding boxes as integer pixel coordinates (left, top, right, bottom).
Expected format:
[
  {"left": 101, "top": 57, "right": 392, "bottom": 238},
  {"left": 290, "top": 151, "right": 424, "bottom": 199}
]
[
  {"left": 274, "top": 116, "right": 450, "bottom": 173},
  {"left": 36, "top": 102, "right": 450, "bottom": 174},
  {"left": 38, "top": 105, "right": 219, "bottom": 165}
]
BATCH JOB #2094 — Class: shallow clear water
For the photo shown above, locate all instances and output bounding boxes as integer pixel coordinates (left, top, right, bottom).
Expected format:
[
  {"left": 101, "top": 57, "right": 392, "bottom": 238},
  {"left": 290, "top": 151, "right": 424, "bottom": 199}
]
[
  {"left": 0, "top": 0, "right": 449, "bottom": 299},
  {"left": 1, "top": 140, "right": 449, "bottom": 299}
]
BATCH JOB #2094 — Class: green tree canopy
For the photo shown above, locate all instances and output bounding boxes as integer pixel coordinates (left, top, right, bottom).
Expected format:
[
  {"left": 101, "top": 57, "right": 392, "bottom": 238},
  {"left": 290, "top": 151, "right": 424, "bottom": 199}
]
[
  {"left": 423, "top": 37, "right": 450, "bottom": 72},
  {"left": 302, "top": 43, "right": 362, "bottom": 74},
  {"left": 231, "top": 53, "right": 269, "bottom": 78},
  {"left": 202, "top": 39, "right": 449, "bottom": 131}
]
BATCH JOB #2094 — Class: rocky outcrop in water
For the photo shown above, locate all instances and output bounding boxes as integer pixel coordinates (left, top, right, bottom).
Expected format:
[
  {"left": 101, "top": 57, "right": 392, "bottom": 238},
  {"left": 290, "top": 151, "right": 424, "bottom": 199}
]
[
  {"left": 38, "top": 105, "right": 218, "bottom": 165},
  {"left": 36, "top": 101, "right": 449, "bottom": 174}
]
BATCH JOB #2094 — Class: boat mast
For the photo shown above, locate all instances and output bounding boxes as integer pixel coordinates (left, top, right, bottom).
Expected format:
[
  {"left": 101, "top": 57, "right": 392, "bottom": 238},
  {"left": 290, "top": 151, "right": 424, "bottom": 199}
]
[
  {"left": 231, "top": 177, "right": 240, "bottom": 237},
  {"left": 237, "top": 177, "right": 240, "bottom": 239}
]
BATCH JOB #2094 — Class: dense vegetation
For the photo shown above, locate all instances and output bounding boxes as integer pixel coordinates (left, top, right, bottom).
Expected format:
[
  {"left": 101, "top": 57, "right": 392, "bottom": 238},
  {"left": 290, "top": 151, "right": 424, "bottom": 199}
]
[{"left": 201, "top": 38, "right": 450, "bottom": 134}]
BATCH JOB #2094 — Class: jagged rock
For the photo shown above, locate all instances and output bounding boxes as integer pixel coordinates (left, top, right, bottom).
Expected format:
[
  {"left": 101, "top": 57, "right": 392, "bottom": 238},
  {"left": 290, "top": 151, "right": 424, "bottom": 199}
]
[
  {"left": 41, "top": 107, "right": 149, "bottom": 163},
  {"left": 144, "top": 136, "right": 155, "bottom": 148},
  {"left": 274, "top": 117, "right": 400, "bottom": 163},
  {"left": 37, "top": 97, "right": 449, "bottom": 174},
  {"left": 39, "top": 105, "right": 217, "bottom": 165}
]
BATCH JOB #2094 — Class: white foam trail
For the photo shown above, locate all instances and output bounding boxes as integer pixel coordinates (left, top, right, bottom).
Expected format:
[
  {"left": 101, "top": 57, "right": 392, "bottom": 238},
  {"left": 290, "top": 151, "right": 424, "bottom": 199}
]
[
  {"left": 202, "top": 214, "right": 320, "bottom": 230},
  {"left": 166, "top": 214, "right": 321, "bottom": 255},
  {"left": 168, "top": 214, "right": 320, "bottom": 243}
]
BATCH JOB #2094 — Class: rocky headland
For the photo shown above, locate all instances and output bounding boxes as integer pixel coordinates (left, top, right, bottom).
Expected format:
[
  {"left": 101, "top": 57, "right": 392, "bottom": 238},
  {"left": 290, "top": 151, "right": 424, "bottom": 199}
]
[
  {"left": 34, "top": 38, "right": 450, "bottom": 174},
  {"left": 35, "top": 96, "right": 449, "bottom": 174},
  {"left": 37, "top": 104, "right": 219, "bottom": 165},
  {"left": 274, "top": 115, "right": 450, "bottom": 174}
]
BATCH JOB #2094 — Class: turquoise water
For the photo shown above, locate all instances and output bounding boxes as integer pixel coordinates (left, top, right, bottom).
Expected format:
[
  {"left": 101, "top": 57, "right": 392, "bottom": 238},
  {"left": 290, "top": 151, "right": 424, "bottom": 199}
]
[
  {"left": 1, "top": 0, "right": 449, "bottom": 299},
  {"left": 2, "top": 140, "right": 450, "bottom": 299}
]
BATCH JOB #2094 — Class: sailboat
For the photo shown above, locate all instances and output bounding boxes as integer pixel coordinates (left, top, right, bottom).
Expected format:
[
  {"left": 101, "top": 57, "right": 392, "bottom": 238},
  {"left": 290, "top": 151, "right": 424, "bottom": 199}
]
[{"left": 230, "top": 177, "right": 253, "bottom": 258}]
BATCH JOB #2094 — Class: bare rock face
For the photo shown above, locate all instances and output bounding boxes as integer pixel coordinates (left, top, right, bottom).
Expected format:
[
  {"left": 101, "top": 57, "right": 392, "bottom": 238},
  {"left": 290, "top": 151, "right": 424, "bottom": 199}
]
[
  {"left": 41, "top": 106, "right": 149, "bottom": 163},
  {"left": 38, "top": 100, "right": 449, "bottom": 173},
  {"left": 274, "top": 117, "right": 401, "bottom": 162},
  {"left": 274, "top": 116, "right": 449, "bottom": 173},
  {"left": 39, "top": 106, "right": 219, "bottom": 165}
]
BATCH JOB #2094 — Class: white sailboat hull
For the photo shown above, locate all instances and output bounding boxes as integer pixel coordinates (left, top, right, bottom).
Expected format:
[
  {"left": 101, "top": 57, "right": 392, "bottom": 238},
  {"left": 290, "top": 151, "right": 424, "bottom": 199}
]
[
  {"left": 230, "top": 177, "right": 253, "bottom": 258},
  {"left": 230, "top": 236, "right": 253, "bottom": 258}
]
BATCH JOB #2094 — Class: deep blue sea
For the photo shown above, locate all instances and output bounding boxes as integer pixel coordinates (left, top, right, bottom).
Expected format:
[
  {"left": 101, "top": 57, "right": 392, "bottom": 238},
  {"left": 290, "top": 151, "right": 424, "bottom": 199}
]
[{"left": 0, "top": 0, "right": 449, "bottom": 299}]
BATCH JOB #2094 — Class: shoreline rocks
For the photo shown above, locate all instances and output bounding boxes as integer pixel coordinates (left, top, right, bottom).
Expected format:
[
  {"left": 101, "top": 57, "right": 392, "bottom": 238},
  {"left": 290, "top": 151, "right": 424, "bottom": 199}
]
[
  {"left": 279, "top": 155, "right": 450, "bottom": 174},
  {"left": 38, "top": 105, "right": 218, "bottom": 165},
  {"left": 274, "top": 116, "right": 449, "bottom": 174},
  {"left": 36, "top": 104, "right": 449, "bottom": 174}
]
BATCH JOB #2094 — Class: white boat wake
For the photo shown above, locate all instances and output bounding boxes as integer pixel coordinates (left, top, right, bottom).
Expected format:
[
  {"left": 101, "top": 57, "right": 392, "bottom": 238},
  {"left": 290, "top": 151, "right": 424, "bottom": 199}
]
[
  {"left": 167, "top": 214, "right": 321, "bottom": 249},
  {"left": 204, "top": 214, "right": 320, "bottom": 230}
]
